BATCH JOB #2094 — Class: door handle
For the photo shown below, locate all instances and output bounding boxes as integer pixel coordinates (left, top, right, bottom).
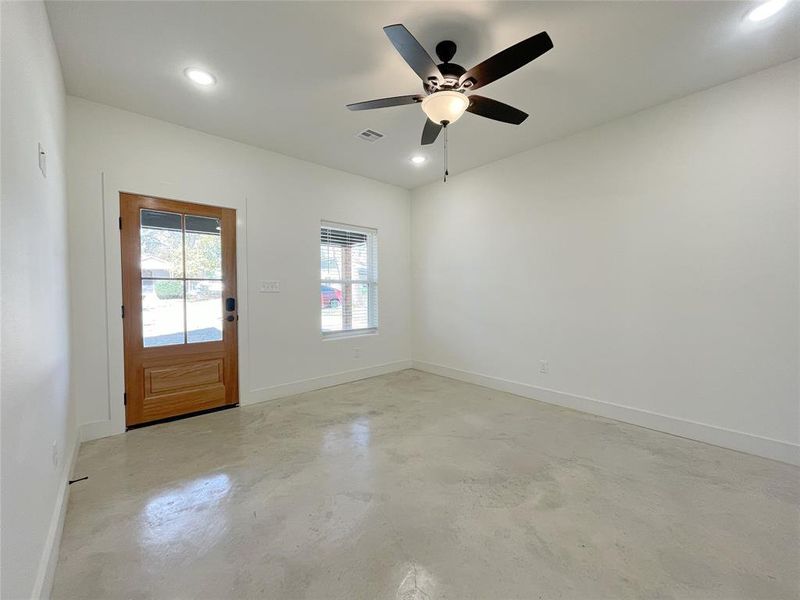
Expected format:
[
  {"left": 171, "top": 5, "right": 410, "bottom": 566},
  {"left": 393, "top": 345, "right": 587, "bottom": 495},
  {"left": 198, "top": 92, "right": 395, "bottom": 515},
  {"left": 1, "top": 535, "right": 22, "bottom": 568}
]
[
  {"left": 225, "top": 297, "right": 236, "bottom": 312},
  {"left": 226, "top": 315, "right": 235, "bottom": 322}
]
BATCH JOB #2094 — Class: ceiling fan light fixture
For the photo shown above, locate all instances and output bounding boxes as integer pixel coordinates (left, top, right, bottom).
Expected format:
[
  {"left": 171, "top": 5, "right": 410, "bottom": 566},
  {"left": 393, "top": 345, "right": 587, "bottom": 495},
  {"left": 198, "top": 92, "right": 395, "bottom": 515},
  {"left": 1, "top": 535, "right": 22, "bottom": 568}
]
[{"left": 421, "top": 91, "right": 470, "bottom": 125}]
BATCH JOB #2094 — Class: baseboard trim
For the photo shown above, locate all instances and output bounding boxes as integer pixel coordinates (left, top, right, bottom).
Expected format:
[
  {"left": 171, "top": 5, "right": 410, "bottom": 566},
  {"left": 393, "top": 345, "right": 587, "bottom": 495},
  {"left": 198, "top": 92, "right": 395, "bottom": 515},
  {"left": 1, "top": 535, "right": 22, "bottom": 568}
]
[
  {"left": 31, "top": 434, "right": 80, "bottom": 599},
  {"left": 80, "top": 419, "right": 124, "bottom": 443},
  {"left": 412, "top": 361, "right": 799, "bottom": 466},
  {"left": 247, "top": 360, "right": 413, "bottom": 405}
]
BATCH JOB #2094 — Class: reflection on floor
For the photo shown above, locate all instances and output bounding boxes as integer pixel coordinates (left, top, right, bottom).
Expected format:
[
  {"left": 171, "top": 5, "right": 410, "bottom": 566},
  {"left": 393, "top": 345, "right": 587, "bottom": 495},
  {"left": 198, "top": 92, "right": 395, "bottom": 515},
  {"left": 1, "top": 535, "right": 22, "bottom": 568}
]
[{"left": 53, "top": 370, "right": 799, "bottom": 599}]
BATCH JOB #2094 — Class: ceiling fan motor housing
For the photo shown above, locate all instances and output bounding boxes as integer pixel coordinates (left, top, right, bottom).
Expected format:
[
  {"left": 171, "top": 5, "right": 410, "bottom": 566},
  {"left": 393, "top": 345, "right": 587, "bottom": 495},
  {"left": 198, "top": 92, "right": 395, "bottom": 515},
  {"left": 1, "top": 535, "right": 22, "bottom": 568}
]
[
  {"left": 425, "top": 65, "right": 467, "bottom": 93},
  {"left": 424, "top": 40, "right": 468, "bottom": 94}
]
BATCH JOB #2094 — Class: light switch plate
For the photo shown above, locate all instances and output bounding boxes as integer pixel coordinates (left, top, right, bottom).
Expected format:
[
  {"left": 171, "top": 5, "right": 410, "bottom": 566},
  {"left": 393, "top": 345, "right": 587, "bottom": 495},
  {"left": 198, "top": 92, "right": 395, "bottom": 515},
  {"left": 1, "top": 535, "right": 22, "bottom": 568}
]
[{"left": 260, "top": 280, "right": 280, "bottom": 293}]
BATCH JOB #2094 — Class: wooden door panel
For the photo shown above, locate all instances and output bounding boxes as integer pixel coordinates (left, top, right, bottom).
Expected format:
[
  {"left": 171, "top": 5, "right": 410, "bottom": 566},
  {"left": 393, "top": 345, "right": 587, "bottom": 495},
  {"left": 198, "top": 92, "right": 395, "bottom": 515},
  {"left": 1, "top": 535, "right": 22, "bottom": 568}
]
[
  {"left": 141, "top": 385, "right": 226, "bottom": 423},
  {"left": 146, "top": 359, "right": 223, "bottom": 394},
  {"left": 120, "top": 192, "right": 238, "bottom": 427}
]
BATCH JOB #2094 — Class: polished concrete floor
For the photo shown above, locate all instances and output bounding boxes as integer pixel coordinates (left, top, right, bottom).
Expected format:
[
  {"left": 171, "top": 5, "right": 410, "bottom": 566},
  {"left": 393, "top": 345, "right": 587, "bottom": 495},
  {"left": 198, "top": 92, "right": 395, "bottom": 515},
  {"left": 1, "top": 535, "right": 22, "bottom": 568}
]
[{"left": 53, "top": 370, "right": 799, "bottom": 599}]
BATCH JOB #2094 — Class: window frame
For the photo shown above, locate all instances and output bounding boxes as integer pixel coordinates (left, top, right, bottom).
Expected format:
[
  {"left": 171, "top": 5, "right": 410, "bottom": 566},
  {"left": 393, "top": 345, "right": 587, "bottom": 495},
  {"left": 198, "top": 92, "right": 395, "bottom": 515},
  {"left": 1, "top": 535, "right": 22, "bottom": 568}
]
[{"left": 320, "top": 221, "right": 378, "bottom": 339}]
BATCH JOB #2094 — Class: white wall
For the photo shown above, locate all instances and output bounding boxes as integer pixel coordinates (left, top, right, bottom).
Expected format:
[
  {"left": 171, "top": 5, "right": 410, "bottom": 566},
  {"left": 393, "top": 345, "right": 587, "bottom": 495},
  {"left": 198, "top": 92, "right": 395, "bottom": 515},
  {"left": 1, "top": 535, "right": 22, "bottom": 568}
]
[
  {"left": 66, "top": 97, "right": 412, "bottom": 441},
  {"left": 411, "top": 60, "right": 800, "bottom": 464},
  {"left": 1, "top": 2, "right": 76, "bottom": 598}
]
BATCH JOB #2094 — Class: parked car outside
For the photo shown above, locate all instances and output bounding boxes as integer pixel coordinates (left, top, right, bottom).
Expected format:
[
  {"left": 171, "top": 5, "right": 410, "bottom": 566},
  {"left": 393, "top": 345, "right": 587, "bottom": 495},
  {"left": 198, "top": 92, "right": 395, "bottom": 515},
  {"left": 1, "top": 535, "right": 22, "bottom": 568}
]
[{"left": 321, "top": 285, "right": 342, "bottom": 308}]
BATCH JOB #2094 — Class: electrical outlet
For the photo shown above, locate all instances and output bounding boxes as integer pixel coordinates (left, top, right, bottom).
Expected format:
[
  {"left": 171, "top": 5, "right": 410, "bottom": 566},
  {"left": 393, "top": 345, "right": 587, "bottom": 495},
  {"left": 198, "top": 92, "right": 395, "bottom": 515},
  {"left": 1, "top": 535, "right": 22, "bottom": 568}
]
[
  {"left": 353, "top": 347, "right": 360, "bottom": 359},
  {"left": 259, "top": 280, "right": 280, "bottom": 293},
  {"left": 38, "top": 143, "right": 47, "bottom": 177},
  {"left": 51, "top": 441, "right": 59, "bottom": 467},
  {"left": 539, "top": 360, "right": 549, "bottom": 374}
]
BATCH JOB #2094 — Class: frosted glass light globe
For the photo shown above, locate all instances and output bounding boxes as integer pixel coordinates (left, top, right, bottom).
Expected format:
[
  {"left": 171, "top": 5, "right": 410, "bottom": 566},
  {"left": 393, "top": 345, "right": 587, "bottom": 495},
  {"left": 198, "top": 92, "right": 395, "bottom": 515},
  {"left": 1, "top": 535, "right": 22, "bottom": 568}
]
[{"left": 421, "top": 91, "right": 469, "bottom": 125}]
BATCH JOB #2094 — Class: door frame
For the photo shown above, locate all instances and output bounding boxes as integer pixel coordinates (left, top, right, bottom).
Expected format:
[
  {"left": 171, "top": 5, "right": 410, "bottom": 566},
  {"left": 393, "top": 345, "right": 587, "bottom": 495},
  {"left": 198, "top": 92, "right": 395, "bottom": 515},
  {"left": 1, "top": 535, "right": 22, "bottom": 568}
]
[
  {"left": 79, "top": 175, "right": 250, "bottom": 442},
  {"left": 120, "top": 193, "right": 239, "bottom": 426}
]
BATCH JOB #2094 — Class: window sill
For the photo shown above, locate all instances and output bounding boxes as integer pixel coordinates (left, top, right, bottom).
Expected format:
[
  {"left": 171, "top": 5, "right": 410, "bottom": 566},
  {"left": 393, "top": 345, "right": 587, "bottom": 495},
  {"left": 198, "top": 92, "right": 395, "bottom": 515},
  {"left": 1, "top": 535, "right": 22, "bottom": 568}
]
[{"left": 322, "top": 328, "right": 378, "bottom": 341}]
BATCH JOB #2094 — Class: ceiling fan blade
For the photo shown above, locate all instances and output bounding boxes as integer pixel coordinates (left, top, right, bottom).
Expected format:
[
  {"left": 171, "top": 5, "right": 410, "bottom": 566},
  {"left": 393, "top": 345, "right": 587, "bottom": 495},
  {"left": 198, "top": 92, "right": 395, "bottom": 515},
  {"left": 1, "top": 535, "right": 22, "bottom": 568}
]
[
  {"left": 384, "top": 24, "right": 443, "bottom": 83},
  {"left": 466, "top": 95, "right": 529, "bottom": 125},
  {"left": 460, "top": 31, "right": 553, "bottom": 91},
  {"left": 346, "top": 95, "right": 424, "bottom": 111},
  {"left": 421, "top": 118, "right": 442, "bottom": 145}
]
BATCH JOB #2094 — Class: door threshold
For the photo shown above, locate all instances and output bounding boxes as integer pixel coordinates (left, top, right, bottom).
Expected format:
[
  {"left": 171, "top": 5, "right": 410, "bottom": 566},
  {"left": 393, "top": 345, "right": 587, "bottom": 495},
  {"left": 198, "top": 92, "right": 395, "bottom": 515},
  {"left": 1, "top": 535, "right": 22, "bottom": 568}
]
[{"left": 126, "top": 404, "right": 238, "bottom": 431}]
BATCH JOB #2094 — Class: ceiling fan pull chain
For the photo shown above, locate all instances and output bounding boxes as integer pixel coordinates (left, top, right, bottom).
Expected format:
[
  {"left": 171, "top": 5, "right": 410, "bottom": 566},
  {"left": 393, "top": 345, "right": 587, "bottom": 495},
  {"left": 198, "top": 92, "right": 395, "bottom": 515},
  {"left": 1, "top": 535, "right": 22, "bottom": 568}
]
[{"left": 443, "top": 123, "right": 449, "bottom": 183}]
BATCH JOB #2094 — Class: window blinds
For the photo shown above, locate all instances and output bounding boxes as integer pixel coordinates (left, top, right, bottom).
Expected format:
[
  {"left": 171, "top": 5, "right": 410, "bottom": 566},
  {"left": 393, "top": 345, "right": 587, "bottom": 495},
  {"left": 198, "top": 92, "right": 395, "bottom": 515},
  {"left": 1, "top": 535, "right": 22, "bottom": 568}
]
[{"left": 320, "top": 222, "right": 378, "bottom": 335}]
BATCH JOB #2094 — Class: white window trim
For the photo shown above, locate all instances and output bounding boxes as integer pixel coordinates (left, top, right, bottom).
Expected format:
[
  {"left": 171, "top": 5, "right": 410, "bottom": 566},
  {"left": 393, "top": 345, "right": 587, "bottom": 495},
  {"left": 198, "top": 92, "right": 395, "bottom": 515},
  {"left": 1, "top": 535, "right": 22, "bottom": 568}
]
[
  {"left": 320, "top": 220, "right": 377, "bottom": 235},
  {"left": 322, "top": 327, "right": 378, "bottom": 341}
]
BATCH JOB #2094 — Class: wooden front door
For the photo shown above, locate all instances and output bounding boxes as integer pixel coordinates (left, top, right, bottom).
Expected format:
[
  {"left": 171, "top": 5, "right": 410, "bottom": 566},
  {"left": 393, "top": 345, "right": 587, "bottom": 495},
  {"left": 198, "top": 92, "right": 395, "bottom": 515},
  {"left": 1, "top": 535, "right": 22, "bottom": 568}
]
[{"left": 120, "top": 193, "right": 238, "bottom": 426}]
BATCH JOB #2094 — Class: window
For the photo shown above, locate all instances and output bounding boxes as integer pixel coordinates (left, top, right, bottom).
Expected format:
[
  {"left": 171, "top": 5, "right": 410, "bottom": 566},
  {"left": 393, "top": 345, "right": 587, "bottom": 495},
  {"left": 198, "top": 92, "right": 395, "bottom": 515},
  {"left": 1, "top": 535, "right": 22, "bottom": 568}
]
[{"left": 320, "top": 222, "right": 378, "bottom": 336}]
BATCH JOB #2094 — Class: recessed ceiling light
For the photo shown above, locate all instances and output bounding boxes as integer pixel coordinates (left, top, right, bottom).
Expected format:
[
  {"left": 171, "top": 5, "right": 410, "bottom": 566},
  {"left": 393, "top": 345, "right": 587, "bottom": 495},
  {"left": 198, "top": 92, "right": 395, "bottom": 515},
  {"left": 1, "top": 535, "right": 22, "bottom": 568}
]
[
  {"left": 746, "top": 0, "right": 788, "bottom": 22},
  {"left": 184, "top": 68, "right": 216, "bottom": 86},
  {"left": 410, "top": 155, "right": 426, "bottom": 165}
]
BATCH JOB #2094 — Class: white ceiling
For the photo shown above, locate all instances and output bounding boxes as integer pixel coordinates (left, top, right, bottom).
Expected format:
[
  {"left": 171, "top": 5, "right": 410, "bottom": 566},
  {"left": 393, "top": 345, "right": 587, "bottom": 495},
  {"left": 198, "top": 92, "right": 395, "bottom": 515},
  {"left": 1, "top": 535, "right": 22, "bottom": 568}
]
[{"left": 46, "top": 1, "right": 800, "bottom": 189}]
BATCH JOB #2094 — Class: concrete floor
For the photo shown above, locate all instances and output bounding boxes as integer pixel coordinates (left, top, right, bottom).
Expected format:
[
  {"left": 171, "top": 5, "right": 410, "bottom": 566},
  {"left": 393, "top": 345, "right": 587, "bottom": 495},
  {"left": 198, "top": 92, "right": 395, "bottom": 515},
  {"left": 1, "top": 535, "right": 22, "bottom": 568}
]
[{"left": 53, "top": 370, "right": 799, "bottom": 599}]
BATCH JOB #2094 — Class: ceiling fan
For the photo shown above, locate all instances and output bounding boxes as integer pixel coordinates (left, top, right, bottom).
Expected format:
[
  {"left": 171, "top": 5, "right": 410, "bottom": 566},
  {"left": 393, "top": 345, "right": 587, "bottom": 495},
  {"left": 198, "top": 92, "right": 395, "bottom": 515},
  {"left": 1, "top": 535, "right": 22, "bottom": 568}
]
[{"left": 347, "top": 24, "right": 554, "bottom": 149}]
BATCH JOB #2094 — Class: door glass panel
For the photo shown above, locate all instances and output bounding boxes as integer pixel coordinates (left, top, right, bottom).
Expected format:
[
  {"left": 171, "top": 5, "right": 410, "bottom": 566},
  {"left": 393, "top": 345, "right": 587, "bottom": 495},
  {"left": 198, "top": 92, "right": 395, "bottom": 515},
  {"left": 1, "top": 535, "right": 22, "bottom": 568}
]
[
  {"left": 185, "top": 215, "right": 222, "bottom": 279},
  {"left": 140, "top": 210, "right": 183, "bottom": 278},
  {"left": 186, "top": 280, "right": 223, "bottom": 343},
  {"left": 139, "top": 211, "right": 226, "bottom": 348},
  {"left": 142, "top": 279, "right": 185, "bottom": 347}
]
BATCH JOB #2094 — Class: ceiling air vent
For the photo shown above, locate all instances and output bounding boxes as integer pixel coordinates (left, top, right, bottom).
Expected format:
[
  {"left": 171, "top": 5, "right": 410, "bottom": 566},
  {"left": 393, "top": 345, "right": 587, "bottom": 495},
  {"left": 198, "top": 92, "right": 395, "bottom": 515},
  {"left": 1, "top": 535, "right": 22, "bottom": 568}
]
[{"left": 356, "top": 128, "right": 384, "bottom": 143}]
